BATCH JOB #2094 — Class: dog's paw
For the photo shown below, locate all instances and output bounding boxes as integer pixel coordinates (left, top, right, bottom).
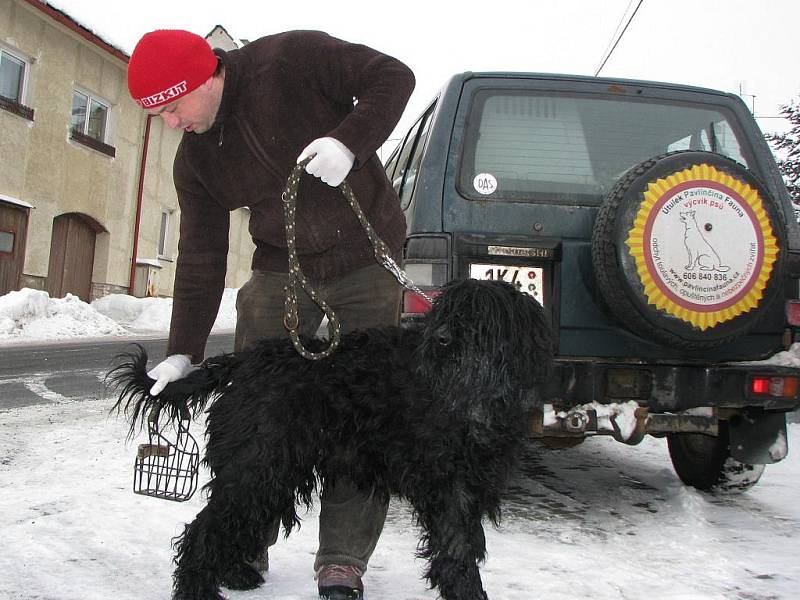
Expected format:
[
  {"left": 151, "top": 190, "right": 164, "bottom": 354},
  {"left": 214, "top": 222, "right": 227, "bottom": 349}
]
[
  {"left": 172, "top": 573, "right": 231, "bottom": 600},
  {"left": 172, "top": 585, "right": 228, "bottom": 600},
  {"left": 220, "top": 562, "right": 265, "bottom": 590}
]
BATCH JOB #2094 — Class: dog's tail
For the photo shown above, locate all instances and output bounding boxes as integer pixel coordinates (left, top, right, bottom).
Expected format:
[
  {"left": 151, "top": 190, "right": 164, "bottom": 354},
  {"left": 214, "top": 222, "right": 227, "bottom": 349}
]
[{"left": 107, "top": 344, "right": 240, "bottom": 437}]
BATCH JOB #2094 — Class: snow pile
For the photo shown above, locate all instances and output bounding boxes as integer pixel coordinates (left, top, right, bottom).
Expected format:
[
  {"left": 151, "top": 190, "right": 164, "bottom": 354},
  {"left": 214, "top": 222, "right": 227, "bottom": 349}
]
[
  {"left": 593, "top": 400, "right": 642, "bottom": 440},
  {"left": 0, "top": 287, "right": 238, "bottom": 343},
  {"left": 90, "top": 293, "right": 172, "bottom": 331},
  {"left": 91, "top": 288, "right": 238, "bottom": 333},
  {"left": 770, "top": 428, "right": 789, "bottom": 461},
  {"left": 757, "top": 342, "right": 800, "bottom": 367},
  {"left": 0, "top": 288, "right": 126, "bottom": 340}
]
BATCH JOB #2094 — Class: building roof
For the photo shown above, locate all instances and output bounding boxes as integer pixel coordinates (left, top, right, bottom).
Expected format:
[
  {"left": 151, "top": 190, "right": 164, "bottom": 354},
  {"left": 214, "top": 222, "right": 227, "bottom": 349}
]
[{"left": 22, "top": 0, "right": 129, "bottom": 62}]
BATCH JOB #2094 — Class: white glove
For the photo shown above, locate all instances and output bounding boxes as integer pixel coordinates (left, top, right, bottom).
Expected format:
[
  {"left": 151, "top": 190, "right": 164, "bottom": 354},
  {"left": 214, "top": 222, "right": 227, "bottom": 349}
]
[
  {"left": 297, "top": 137, "right": 355, "bottom": 187},
  {"left": 146, "top": 354, "right": 193, "bottom": 396}
]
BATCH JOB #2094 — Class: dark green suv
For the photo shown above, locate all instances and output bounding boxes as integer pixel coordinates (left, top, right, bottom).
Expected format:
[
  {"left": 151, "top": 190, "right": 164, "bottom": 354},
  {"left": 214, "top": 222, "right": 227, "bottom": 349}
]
[{"left": 384, "top": 72, "right": 800, "bottom": 493}]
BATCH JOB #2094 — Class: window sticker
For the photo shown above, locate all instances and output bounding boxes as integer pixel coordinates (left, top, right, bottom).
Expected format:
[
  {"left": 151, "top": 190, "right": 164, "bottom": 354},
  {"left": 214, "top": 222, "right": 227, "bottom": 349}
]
[{"left": 473, "top": 173, "right": 497, "bottom": 195}]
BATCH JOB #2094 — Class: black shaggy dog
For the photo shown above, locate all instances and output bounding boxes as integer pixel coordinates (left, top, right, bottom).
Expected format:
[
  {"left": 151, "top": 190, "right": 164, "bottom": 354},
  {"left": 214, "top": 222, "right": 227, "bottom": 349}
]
[{"left": 111, "top": 278, "right": 554, "bottom": 600}]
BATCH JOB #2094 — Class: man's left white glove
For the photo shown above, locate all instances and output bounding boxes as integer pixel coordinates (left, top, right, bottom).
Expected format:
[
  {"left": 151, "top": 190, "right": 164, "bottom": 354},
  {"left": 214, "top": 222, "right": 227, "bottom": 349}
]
[{"left": 297, "top": 137, "right": 355, "bottom": 187}]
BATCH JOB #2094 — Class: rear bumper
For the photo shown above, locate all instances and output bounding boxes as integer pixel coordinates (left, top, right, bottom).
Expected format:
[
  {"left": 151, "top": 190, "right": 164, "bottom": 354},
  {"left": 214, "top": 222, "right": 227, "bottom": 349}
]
[{"left": 547, "top": 358, "right": 800, "bottom": 413}]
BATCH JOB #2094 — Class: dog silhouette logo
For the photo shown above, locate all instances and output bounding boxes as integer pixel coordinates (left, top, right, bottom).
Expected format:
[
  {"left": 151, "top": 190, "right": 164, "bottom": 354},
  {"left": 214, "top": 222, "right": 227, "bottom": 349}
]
[{"left": 678, "top": 210, "right": 731, "bottom": 273}]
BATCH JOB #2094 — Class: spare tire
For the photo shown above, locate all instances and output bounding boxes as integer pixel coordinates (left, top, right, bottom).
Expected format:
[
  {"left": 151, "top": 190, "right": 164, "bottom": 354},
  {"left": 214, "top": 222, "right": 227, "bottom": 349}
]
[{"left": 591, "top": 151, "right": 786, "bottom": 349}]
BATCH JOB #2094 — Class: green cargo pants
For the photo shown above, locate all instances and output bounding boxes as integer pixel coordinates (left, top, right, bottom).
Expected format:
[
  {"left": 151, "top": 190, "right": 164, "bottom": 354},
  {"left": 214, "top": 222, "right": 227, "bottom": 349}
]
[{"left": 234, "top": 262, "right": 401, "bottom": 572}]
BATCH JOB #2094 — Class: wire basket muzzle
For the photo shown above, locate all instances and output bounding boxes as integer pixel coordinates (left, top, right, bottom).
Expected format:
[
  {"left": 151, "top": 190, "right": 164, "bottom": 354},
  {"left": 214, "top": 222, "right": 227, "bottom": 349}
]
[{"left": 134, "top": 407, "right": 199, "bottom": 502}]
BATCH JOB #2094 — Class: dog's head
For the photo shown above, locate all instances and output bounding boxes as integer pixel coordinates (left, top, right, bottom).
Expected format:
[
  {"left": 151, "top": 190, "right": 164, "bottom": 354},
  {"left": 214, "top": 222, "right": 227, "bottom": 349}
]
[{"left": 418, "top": 279, "right": 555, "bottom": 411}]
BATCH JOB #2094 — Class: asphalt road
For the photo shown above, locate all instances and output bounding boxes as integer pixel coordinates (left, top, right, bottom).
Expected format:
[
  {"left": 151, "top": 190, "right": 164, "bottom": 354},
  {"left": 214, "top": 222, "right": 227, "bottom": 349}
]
[
  {"left": 5, "top": 333, "right": 799, "bottom": 420},
  {"left": 0, "top": 333, "right": 235, "bottom": 410}
]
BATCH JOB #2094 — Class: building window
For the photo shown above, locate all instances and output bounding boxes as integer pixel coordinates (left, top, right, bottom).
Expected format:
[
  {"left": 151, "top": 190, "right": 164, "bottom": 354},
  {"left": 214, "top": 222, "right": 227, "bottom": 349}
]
[
  {"left": 0, "top": 48, "right": 33, "bottom": 120},
  {"left": 0, "top": 50, "right": 25, "bottom": 102},
  {"left": 158, "top": 210, "right": 170, "bottom": 257},
  {"left": 0, "top": 229, "right": 14, "bottom": 254},
  {"left": 69, "top": 90, "right": 115, "bottom": 157},
  {"left": 71, "top": 91, "right": 109, "bottom": 142}
]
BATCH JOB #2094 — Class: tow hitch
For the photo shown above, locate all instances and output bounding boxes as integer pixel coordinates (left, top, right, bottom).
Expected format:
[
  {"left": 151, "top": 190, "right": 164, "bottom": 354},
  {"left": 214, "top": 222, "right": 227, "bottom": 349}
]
[{"left": 530, "top": 402, "right": 720, "bottom": 445}]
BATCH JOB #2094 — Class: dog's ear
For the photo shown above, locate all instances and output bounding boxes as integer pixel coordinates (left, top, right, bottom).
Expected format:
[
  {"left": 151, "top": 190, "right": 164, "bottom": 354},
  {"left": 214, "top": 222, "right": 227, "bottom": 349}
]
[{"left": 483, "top": 280, "right": 555, "bottom": 386}]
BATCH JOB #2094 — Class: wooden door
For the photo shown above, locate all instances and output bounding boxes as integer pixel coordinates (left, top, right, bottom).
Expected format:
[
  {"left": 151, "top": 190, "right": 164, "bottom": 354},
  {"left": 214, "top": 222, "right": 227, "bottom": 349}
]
[
  {"left": 0, "top": 202, "right": 29, "bottom": 296},
  {"left": 46, "top": 213, "right": 97, "bottom": 301}
]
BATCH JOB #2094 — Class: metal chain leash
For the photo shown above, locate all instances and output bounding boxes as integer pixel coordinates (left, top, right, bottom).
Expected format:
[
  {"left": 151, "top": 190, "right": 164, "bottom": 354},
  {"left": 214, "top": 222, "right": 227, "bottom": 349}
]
[{"left": 282, "top": 157, "right": 434, "bottom": 360}]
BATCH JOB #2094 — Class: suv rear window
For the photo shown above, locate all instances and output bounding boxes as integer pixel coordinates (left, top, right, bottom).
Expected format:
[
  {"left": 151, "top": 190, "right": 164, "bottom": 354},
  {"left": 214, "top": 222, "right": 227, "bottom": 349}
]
[{"left": 458, "top": 90, "right": 748, "bottom": 206}]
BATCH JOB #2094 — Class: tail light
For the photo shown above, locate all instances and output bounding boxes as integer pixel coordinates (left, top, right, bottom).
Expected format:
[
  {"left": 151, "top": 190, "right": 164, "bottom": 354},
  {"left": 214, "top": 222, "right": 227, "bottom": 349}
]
[
  {"left": 786, "top": 300, "right": 800, "bottom": 326},
  {"left": 401, "top": 234, "right": 450, "bottom": 317},
  {"left": 402, "top": 290, "right": 441, "bottom": 314},
  {"left": 750, "top": 375, "right": 799, "bottom": 398}
]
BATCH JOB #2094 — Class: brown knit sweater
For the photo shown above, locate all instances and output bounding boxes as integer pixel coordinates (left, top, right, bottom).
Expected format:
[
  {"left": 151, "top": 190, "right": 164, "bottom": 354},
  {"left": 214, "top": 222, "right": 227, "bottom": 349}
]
[{"left": 166, "top": 30, "right": 415, "bottom": 361}]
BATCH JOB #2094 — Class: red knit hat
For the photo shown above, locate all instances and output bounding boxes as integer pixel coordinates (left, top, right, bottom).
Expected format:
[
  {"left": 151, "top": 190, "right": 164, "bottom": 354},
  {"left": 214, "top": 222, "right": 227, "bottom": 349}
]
[{"left": 127, "top": 30, "right": 217, "bottom": 109}]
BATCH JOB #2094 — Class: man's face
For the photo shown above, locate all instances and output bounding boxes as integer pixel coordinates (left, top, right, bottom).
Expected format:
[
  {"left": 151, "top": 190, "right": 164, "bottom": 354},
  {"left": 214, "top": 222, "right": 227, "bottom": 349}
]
[{"left": 146, "top": 80, "right": 219, "bottom": 134}]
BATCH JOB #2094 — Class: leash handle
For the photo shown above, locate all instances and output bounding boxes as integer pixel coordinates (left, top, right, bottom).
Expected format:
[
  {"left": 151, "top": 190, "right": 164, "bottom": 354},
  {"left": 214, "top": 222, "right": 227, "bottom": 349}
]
[{"left": 282, "top": 159, "right": 342, "bottom": 360}]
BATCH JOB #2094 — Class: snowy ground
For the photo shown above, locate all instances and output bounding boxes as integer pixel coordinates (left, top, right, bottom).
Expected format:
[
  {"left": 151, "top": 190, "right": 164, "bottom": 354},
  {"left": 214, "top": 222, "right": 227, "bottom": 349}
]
[
  {"left": 1, "top": 398, "right": 798, "bottom": 600},
  {"left": 1, "top": 288, "right": 800, "bottom": 599}
]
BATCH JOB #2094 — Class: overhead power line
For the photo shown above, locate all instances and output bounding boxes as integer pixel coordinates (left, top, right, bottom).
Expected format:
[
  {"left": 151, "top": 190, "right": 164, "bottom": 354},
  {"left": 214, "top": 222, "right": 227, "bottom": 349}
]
[
  {"left": 596, "top": 0, "right": 635, "bottom": 72},
  {"left": 594, "top": 0, "right": 645, "bottom": 77}
]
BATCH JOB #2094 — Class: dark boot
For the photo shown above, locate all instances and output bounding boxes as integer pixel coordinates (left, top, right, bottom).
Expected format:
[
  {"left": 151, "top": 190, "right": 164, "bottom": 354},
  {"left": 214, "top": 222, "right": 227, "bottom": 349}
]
[{"left": 316, "top": 564, "right": 364, "bottom": 600}]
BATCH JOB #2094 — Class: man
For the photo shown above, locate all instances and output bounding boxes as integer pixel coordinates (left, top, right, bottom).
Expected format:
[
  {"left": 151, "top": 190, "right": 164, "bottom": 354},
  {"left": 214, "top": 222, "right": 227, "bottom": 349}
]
[{"left": 126, "top": 28, "right": 414, "bottom": 600}]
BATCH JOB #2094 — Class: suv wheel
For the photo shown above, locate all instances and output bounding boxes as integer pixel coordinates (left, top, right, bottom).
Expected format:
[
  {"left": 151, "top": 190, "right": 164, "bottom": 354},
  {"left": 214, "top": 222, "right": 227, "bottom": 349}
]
[
  {"left": 592, "top": 151, "right": 787, "bottom": 349},
  {"left": 667, "top": 423, "right": 766, "bottom": 493}
]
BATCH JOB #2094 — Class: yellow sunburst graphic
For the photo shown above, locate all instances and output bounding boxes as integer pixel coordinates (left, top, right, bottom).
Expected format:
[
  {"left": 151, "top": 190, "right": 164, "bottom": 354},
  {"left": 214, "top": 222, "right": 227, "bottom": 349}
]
[{"left": 625, "top": 164, "right": 779, "bottom": 330}]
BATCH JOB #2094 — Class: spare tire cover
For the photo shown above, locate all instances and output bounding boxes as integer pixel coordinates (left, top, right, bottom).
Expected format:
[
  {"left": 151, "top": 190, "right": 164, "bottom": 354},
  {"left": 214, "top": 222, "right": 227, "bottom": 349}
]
[{"left": 591, "top": 151, "right": 786, "bottom": 349}]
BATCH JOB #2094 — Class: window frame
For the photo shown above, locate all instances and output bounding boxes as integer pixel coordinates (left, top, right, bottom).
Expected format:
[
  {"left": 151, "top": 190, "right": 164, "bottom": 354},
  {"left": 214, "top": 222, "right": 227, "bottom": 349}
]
[
  {"left": 157, "top": 209, "right": 171, "bottom": 259},
  {"left": 0, "top": 227, "right": 15, "bottom": 256},
  {"left": 0, "top": 46, "right": 34, "bottom": 120},
  {"left": 387, "top": 118, "right": 424, "bottom": 195},
  {"left": 71, "top": 89, "right": 110, "bottom": 141},
  {"left": 69, "top": 88, "right": 116, "bottom": 157},
  {"left": 398, "top": 103, "right": 436, "bottom": 210},
  {"left": 383, "top": 143, "right": 402, "bottom": 182}
]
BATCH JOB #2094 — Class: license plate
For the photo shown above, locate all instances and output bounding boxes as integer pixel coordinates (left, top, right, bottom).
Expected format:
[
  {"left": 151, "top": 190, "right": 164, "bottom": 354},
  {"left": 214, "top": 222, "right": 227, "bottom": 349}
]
[{"left": 469, "top": 263, "right": 545, "bottom": 306}]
